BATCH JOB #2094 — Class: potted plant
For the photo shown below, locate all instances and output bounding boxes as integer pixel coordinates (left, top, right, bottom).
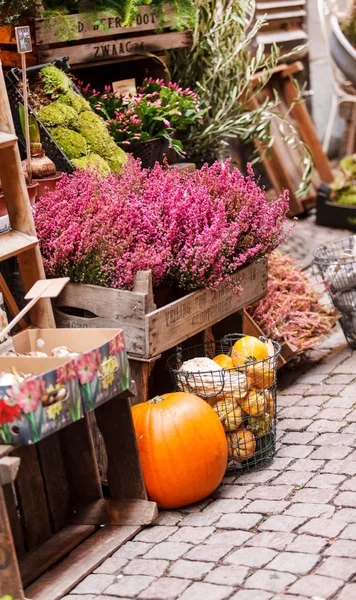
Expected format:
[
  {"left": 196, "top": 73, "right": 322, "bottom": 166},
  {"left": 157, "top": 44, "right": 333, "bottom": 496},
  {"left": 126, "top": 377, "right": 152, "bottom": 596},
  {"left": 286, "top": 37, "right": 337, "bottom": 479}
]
[
  {"left": 19, "top": 104, "right": 62, "bottom": 199},
  {"left": 79, "top": 78, "right": 206, "bottom": 169},
  {"left": 330, "top": 1, "right": 356, "bottom": 87},
  {"left": 316, "top": 154, "right": 356, "bottom": 231}
]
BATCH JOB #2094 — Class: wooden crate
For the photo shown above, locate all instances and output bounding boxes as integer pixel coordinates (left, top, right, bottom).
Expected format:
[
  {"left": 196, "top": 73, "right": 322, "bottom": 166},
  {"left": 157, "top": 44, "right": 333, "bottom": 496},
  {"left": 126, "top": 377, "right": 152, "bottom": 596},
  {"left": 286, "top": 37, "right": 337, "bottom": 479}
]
[
  {"left": 0, "top": 389, "right": 158, "bottom": 600},
  {"left": 0, "top": 5, "right": 192, "bottom": 69},
  {"left": 54, "top": 259, "right": 268, "bottom": 360}
]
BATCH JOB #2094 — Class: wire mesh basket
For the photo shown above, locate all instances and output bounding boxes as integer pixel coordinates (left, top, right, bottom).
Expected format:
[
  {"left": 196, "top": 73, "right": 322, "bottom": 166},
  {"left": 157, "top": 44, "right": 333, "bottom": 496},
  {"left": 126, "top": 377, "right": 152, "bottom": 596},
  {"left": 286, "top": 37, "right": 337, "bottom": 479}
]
[
  {"left": 167, "top": 334, "right": 281, "bottom": 473},
  {"left": 314, "top": 236, "right": 356, "bottom": 348}
]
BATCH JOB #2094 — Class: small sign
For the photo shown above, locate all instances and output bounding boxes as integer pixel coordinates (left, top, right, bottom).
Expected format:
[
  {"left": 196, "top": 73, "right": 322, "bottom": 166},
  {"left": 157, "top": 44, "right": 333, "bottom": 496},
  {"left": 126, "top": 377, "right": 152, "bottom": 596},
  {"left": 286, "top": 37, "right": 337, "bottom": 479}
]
[
  {"left": 15, "top": 26, "right": 32, "bottom": 53},
  {"left": 112, "top": 78, "right": 136, "bottom": 95}
]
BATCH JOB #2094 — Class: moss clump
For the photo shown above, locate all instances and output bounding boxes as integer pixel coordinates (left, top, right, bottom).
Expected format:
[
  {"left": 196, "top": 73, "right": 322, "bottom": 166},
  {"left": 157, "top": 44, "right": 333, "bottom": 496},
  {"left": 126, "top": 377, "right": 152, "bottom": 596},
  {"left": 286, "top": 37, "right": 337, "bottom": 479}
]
[
  {"left": 58, "top": 90, "right": 90, "bottom": 114},
  {"left": 72, "top": 154, "right": 111, "bottom": 176},
  {"left": 38, "top": 102, "right": 78, "bottom": 129},
  {"left": 51, "top": 127, "right": 87, "bottom": 160},
  {"left": 40, "top": 65, "right": 72, "bottom": 98},
  {"left": 78, "top": 111, "right": 127, "bottom": 173}
]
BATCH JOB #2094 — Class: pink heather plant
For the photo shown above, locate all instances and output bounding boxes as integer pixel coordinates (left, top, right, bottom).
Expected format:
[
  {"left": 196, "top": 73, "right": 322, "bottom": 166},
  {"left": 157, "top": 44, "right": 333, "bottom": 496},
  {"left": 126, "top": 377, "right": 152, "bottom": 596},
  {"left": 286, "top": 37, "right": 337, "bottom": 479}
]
[{"left": 35, "top": 158, "right": 290, "bottom": 292}]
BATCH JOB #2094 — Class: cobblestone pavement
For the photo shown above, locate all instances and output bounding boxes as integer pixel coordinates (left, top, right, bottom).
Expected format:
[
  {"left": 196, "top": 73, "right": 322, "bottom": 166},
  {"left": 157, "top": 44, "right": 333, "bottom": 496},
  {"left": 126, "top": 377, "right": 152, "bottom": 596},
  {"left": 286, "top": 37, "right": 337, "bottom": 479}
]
[{"left": 65, "top": 328, "right": 356, "bottom": 600}]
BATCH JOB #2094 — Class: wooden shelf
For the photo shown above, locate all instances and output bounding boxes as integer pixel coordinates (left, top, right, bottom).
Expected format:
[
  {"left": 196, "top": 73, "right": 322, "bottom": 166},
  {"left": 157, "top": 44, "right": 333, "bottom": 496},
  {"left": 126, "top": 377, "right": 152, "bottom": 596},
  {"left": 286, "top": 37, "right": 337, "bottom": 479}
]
[
  {"left": 0, "top": 230, "right": 38, "bottom": 262},
  {"left": 0, "top": 132, "right": 17, "bottom": 150},
  {"left": 257, "top": 0, "right": 306, "bottom": 8},
  {"left": 256, "top": 28, "right": 308, "bottom": 44}
]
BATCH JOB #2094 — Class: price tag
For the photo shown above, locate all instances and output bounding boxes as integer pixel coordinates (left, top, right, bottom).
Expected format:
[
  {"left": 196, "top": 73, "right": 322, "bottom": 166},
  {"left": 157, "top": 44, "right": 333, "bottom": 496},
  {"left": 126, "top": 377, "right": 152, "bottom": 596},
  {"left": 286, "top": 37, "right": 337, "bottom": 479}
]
[
  {"left": 112, "top": 78, "right": 136, "bottom": 94},
  {"left": 15, "top": 26, "right": 32, "bottom": 54}
]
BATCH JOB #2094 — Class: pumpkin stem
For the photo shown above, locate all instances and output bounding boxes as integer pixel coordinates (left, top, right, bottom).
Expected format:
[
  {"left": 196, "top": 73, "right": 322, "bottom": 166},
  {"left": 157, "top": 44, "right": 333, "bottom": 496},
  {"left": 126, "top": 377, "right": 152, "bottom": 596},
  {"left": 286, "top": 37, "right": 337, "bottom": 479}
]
[{"left": 148, "top": 395, "right": 165, "bottom": 404}]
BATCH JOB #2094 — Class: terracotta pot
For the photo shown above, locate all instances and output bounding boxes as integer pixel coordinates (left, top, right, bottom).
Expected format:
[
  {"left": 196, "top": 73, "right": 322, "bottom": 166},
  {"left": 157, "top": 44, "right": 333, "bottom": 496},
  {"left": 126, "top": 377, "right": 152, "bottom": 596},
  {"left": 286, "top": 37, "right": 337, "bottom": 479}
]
[
  {"left": 27, "top": 182, "right": 39, "bottom": 207},
  {"left": 35, "top": 173, "right": 63, "bottom": 199}
]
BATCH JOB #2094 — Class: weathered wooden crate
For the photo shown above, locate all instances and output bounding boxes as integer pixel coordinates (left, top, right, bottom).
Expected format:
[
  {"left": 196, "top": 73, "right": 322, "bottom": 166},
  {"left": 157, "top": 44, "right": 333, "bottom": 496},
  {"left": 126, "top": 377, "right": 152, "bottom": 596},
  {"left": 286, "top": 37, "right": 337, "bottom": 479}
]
[
  {"left": 0, "top": 5, "right": 192, "bottom": 69},
  {"left": 54, "top": 259, "right": 269, "bottom": 360}
]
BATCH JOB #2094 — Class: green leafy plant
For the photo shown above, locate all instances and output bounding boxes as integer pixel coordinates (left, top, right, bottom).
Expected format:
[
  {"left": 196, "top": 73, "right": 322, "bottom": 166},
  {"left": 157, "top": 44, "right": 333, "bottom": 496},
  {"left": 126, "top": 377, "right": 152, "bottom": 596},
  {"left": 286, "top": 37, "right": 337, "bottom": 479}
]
[
  {"left": 166, "top": 0, "right": 313, "bottom": 196},
  {"left": 341, "top": 0, "right": 356, "bottom": 47},
  {"left": 331, "top": 154, "right": 356, "bottom": 205},
  {"left": 19, "top": 103, "right": 41, "bottom": 145}
]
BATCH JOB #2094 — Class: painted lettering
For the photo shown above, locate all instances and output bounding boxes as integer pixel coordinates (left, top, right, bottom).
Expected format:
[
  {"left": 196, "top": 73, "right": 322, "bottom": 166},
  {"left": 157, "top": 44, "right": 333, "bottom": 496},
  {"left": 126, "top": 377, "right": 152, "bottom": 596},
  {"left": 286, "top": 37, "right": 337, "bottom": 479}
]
[{"left": 77, "top": 21, "right": 84, "bottom": 33}]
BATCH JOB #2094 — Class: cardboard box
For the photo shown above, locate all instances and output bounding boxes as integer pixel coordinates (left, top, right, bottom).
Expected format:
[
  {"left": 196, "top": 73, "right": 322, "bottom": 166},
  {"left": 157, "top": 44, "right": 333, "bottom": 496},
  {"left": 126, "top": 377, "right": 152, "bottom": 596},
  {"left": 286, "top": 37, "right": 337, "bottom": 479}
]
[
  {"left": 11, "top": 329, "right": 131, "bottom": 412},
  {"left": 0, "top": 357, "right": 83, "bottom": 446}
]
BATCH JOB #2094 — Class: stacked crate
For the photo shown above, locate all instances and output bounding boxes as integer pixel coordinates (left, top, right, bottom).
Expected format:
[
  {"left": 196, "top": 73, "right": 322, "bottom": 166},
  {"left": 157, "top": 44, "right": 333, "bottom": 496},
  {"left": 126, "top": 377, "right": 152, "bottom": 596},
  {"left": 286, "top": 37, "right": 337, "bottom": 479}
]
[{"left": 256, "top": 0, "right": 308, "bottom": 49}]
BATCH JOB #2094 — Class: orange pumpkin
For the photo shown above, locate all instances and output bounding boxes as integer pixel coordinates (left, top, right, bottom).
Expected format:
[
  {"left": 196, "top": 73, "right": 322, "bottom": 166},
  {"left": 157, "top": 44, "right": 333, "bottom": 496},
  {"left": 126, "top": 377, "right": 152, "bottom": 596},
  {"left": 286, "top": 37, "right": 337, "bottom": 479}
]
[
  {"left": 231, "top": 335, "right": 269, "bottom": 367},
  {"left": 213, "top": 354, "right": 234, "bottom": 369},
  {"left": 227, "top": 428, "right": 256, "bottom": 461},
  {"left": 247, "top": 362, "right": 276, "bottom": 389},
  {"left": 131, "top": 392, "right": 228, "bottom": 509},
  {"left": 239, "top": 387, "right": 273, "bottom": 416}
]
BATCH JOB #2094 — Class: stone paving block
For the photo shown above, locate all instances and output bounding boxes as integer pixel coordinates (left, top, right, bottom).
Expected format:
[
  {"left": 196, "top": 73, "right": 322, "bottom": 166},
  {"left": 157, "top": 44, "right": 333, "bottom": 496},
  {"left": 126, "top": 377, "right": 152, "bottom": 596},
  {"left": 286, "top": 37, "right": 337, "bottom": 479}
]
[
  {"left": 63, "top": 596, "right": 96, "bottom": 600},
  {"left": 325, "top": 397, "right": 356, "bottom": 408},
  {"left": 298, "top": 517, "right": 346, "bottom": 538},
  {"left": 182, "top": 499, "right": 212, "bottom": 512},
  {"left": 272, "top": 471, "right": 312, "bottom": 486},
  {"left": 324, "top": 539, "right": 356, "bottom": 557},
  {"left": 306, "top": 473, "right": 346, "bottom": 488},
  {"left": 153, "top": 512, "right": 183, "bottom": 526},
  {"left": 113, "top": 542, "right": 154, "bottom": 559},
  {"left": 244, "top": 569, "right": 297, "bottom": 593},
  {"left": 333, "top": 356, "right": 356, "bottom": 374},
  {"left": 215, "top": 513, "right": 263, "bottom": 530},
  {"left": 72, "top": 574, "right": 116, "bottom": 594},
  {"left": 288, "top": 574, "right": 343, "bottom": 599},
  {"left": 178, "top": 581, "right": 234, "bottom": 600},
  {"left": 135, "top": 526, "right": 178, "bottom": 543},
  {"left": 168, "top": 559, "right": 214, "bottom": 580},
  {"left": 291, "top": 488, "right": 337, "bottom": 504},
  {"left": 343, "top": 409, "right": 356, "bottom": 421},
  {"left": 122, "top": 558, "right": 169, "bottom": 577},
  {"left": 266, "top": 551, "right": 320, "bottom": 574},
  {"left": 144, "top": 541, "right": 192, "bottom": 560},
  {"left": 277, "top": 445, "right": 314, "bottom": 459},
  {"left": 246, "top": 531, "right": 296, "bottom": 551},
  {"left": 204, "top": 530, "right": 253, "bottom": 546},
  {"left": 138, "top": 577, "right": 191, "bottom": 599},
  {"left": 183, "top": 544, "right": 233, "bottom": 562},
  {"left": 340, "top": 523, "right": 356, "bottom": 539},
  {"left": 336, "top": 583, "right": 356, "bottom": 599},
  {"left": 340, "top": 382, "right": 356, "bottom": 397},
  {"left": 285, "top": 502, "right": 335, "bottom": 519},
  {"left": 323, "top": 459, "right": 356, "bottom": 475},
  {"left": 235, "top": 470, "right": 280, "bottom": 483},
  {"left": 281, "top": 432, "right": 317, "bottom": 444},
  {"left": 305, "top": 384, "right": 346, "bottom": 396},
  {"left": 272, "top": 595, "right": 309, "bottom": 600},
  {"left": 204, "top": 499, "right": 249, "bottom": 513},
  {"left": 178, "top": 512, "right": 221, "bottom": 527},
  {"left": 230, "top": 591, "right": 272, "bottom": 600},
  {"left": 224, "top": 546, "right": 277, "bottom": 568},
  {"left": 277, "top": 419, "right": 313, "bottom": 432},
  {"left": 278, "top": 395, "right": 302, "bottom": 407},
  {"left": 279, "top": 407, "right": 318, "bottom": 419},
  {"left": 288, "top": 458, "right": 325, "bottom": 472},
  {"left": 168, "top": 526, "right": 215, "bottom": 543},
  {"left": 280, "top": 385, "right": 311, "bottom": 395},
  {"left": 297, "top": 373, "right": 327, "bottom": 384},
  {"left": 307, "top": 419, "right": 344, "bottom": 433},
  {"left": 204, "top": 565, "right": 249, "bottom": 586},
  {"left": 242, "top": 500, "right": 290, "bottom": 514},
  {"left": 103, "top": 575, "right": 154, "bottom": 598},
  {"left": 316, "top": 556, "right": 356, "bottom": 580},
  {"left": 333, "top": 508, "right": 356, "bottom": 523},
  {"left": 314, "top": 433, "right": 356, "bottom": 446},
  {"left": 310, "top": 446, "right": 352, "bottom": 460},
  {"left": 286, "top": 534, "right": 327, "bottom": 554},
  {"left": 334, "top": 492, "right": 356, "bottom": 508},
  {"left": 296, "top": 395, "right": 329, "bottom": 406},
  {"left": 265, "top": 458, "right": 295, "bottom": 471},
  {"left": 342, "top": 424, "right": 356, "bottom": 436},
  {"left": 326, "top": 374, "right": 353, "bottom": 385},
  {"left": 246, "top": 486, "right": 294, "bottom": 501},
  {"left": 214, "top": 485, "right": 253, "bottom": 499},
  {"left": 258, "top": 515, "right": 306, "bottom": 533},
  {"left": 316, "top": 407, "right": 352, "bottom": 420},
  {"left": 94, "top": 557, "right": 128, "bottom": 574}
]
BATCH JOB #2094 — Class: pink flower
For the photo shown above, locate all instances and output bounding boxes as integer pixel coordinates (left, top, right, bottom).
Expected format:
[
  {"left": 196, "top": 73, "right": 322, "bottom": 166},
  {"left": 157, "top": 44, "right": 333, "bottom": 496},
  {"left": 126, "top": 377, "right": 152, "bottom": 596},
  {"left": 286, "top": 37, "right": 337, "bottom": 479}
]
[
  {"left": 76, "top": 352, "right": 99, "bottom": 384},
  {"left": 109, "top": 331, "right": 125, "bottom": 355},
  {"left": 57, "top": 361, "right": 77, "bottom": 384},
  {"left": 10, "top": 379, "right": 42, "bottom": 414},
  {"left": 163, "top": 119, "right": 171, "bottom": 128}
]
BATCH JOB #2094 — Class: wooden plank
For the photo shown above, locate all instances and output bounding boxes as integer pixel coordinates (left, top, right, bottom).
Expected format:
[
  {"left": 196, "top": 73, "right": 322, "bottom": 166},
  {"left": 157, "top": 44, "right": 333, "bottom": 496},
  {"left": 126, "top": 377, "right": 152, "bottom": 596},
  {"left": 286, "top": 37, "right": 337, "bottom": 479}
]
[
  {"left": 0, "top": 486, "right": 25, "bottom": 600},
  {"left": 0, "top": 49, "right": 37, "bottom": 68},
  {"left": 3, "top": 482, "right": 26, "bottom": 557},
  {"left": 0, "top": 230, "right": 38, "bottom": 261},
  {"left": 38, "top": 30, "right": 193, "bottom": 65},
  {"left": 256, "top": 28, "right": 307, "bottom": 44},
  {"left": 95, "top": 397, "right": 148, "bottom": 501},
  {"left": 54, "top": 283, "right": 147, "bottom": 356},
  {"left": 36, "top": 434, "right": 71, "bottom": 532},
  {"left": 0, "top": 456, "right": 20, "bottom": 484},
  {"left": 59, "top": 416, "right": 103, "bottom": 504},
  {"left": 0, "top": 444, "right": 13, "bottom": 458},
  {"left": 12, "top": 445, "right": 52, "bottom": 552},
  {"left": 26, "top": 525, "right": 142, "bottom": 600},
  {"left": 129, "top": 358, "right": 154, "bottom": 404},
  {"left": 19, "top": 525, "right": 95, "bottom": 588},
  {"left": 0, "top": 273, "right": 27, "bottom": 327},
  {"left": 70, "top": 499, "right": 158, "bottom": 526},
  {"left": 34, "top": 4, "right": 176, "bottom": 45},
  {"left": 146, "top": 258, "right": 268, "bottom": 356}
]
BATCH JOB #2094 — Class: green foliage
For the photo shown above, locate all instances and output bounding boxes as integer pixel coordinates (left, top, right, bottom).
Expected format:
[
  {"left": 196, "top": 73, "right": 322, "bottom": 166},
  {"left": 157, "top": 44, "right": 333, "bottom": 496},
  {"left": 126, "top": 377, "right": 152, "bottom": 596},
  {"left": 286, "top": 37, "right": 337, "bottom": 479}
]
[
  {"left": 51, "top": 127, "right": 88, "bottom": 159},
  {"left": 0, "top": 0, "right": 39, "bottom": 25},
  {"left": 341, "top": 1, "right": 356, "bottom": 47},
  {"left": 72, "top": 153, "right": 111, "bottom": 176},
  {"left": 38, "top": 101, "right": 78, "bottom": 128},
  {"left": 331, "top": 153, "right": 356, "bottom": 205},
  {"left": 19, "top": 103, "right": 41, "bottom": 144},
  {"left": 166, "top": 0, "right": 313, "bottom": 196},
  {"left": 78, "top": 111, "right": 127, "bottom": 173},
  {"left": 58, "top": 90, "right": 90, "bottom": 113},
  {"left": 40, "top": 65, "right": 72, "bottom": 98}
]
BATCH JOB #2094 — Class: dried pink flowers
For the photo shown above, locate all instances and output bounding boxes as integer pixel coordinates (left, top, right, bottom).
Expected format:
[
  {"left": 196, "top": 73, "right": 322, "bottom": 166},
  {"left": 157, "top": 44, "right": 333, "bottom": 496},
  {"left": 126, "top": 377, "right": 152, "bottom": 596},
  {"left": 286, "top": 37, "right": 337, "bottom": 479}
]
[
  {"left": 247, "top": 252, "right": 339, "bottom": 352},
  {"left": 35, "top": 158, "right": 290, "bottom": 292}
]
